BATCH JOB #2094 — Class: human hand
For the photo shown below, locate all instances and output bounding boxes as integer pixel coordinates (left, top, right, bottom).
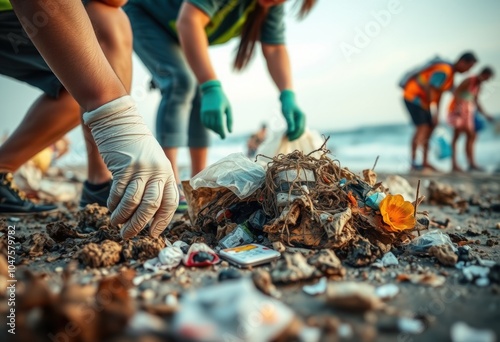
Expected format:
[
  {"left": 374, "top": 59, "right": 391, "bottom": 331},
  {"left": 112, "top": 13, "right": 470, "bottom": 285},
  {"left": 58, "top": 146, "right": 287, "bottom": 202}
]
[
  {"left": 280, "top": 90, "right": 305, "bottom": 141},
  {"left": 200, "top": 80, "right": 232, "bottom": 139},
  {"left": 83, "top": 96, "right": 178, "bottom": 239}
]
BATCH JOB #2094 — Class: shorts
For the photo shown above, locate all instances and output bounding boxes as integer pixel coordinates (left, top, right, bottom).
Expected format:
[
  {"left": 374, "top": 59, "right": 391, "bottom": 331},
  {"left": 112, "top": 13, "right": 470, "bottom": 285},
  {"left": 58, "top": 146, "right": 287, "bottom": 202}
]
[
  {"left": 404, "top": 100, "right": 432, "bottom": 126},
  {"left": 0, "top": 10, "right": 63, "bottom": 98}
]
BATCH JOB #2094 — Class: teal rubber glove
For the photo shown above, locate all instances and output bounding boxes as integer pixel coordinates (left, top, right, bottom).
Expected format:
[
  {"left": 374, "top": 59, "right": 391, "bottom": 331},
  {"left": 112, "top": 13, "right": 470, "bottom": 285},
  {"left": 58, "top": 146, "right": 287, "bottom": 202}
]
[
  {"left": 200, "top": 80, "right": 233, "bottom": 139},
  {"left": 280, "top": 89, "right": 306, "bottom": 141}
]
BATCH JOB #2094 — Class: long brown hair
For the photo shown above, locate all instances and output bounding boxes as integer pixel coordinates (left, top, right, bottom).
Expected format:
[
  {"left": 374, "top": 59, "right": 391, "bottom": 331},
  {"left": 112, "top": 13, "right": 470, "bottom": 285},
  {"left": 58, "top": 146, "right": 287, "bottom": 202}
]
[{"left": 234, "top": 0, "right": 317, "bottom": 70}]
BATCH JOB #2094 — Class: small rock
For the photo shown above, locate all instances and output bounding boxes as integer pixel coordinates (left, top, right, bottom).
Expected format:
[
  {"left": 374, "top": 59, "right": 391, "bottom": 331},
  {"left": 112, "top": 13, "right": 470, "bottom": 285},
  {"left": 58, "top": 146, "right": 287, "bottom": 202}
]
[
  {"left": 375, "top": 283, "right": 400, "bottom": 300},
  {"left": 429, "top": 245, "right": 458, "bottom": 267},
  {"left": 451, "top": 322, "right": 495, "bottom": 342},
  {"left": 55, "top": 267, "right": 63, "bottom": 273},
  {"left": 326, "top": 282, "right": 384, "bottom": 311},
  {"left": 141, "top": 288, "right": 155, "bottom": 301},
  {"left": 476, "top": 278, "right": 490, "bottom": 287},
  {"left": 218, "top": 268, "right": 242, "bottom": 282}
]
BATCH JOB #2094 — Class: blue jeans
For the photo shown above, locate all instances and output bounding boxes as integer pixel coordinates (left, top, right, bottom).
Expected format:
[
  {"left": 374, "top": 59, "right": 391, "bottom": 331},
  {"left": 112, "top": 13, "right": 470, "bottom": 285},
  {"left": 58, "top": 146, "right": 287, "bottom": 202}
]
[{"left": 124, "top": 3, "right": 209, "bottom": 148}]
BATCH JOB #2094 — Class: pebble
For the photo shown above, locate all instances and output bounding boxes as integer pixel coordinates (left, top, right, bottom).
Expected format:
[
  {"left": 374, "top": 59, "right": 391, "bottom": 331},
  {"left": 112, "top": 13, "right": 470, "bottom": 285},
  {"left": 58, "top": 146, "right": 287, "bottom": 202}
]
[
  {"left": 218, "top": 268, "right": 242, "bottom": 282},
  {"left": 375, "top": 284, "right": 400, "bottom": 299},
  {"left": 382, "top": 252, "right": 399, "bottom": 267},
  {"left": 141, "top": 289, "right": 155, "bottom": 301},
  {"left": 476, "top": 278, "right": 490, "bottom": 287},
  {"left": 55, "top": 267, "right": 63, "bottom": 273}
]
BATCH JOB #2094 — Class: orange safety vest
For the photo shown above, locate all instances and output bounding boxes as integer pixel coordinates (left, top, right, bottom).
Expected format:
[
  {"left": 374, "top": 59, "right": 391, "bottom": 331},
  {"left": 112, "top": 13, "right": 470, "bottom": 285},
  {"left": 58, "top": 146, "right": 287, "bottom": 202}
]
[{"left": 403, "top": 63, "right": 454, "bottom": 110}]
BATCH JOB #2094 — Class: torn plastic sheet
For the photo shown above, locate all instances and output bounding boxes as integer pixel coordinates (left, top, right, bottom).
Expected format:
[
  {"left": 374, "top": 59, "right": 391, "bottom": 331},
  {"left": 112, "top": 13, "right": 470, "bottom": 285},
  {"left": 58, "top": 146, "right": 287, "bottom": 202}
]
[{"left": 190, "top": 153, "right": 265, "bottom": 199}]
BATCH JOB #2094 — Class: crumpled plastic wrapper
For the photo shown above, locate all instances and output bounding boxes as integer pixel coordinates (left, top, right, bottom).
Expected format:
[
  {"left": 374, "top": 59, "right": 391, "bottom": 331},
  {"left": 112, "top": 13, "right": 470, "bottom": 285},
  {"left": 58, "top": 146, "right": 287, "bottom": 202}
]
[{"left": 183, "top": 243, "right": 220, "bottom": 267}]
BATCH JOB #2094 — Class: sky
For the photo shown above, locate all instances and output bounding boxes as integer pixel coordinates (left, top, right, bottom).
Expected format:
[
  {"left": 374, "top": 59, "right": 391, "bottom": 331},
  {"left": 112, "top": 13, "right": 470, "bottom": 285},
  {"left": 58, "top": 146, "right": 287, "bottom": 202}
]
[{"left": 1, "top": 0, "right": 500, "bottom": 139}]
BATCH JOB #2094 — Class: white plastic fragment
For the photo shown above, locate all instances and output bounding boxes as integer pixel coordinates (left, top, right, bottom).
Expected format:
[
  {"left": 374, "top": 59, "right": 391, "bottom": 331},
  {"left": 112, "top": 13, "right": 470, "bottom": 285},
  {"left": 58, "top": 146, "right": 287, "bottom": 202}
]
[
  {"left": 337, "top": 323, "right": 353, "bottom": 338},
  {"left": 451, "top": 322, "right": 495, "bottom": 342},
  {"left": 398, "top": 317, "right": 425, "bottom": 334},
  {"left": 382, "top": 252, "right": 399, "bottom": 267},
  {"left": 462, "top": 265, "right": 490, "bottom": 282},
  {"left": 303, "top": 277, "right": 327, "bottom": 296},
  {"left": 375, "top": 284, "right": 400, "bottom": 300}
]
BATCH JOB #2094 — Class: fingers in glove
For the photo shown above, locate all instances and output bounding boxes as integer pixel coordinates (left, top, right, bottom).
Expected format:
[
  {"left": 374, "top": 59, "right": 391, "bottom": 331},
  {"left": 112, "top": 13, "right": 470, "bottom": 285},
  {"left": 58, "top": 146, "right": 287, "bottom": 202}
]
[
  {"left": 110, "top": 178, "right": 146, "bottom": 226},
  {"left": 107, "top": 180, "right": 127, "bottom": 213},
  {"left": 149, "top": 178, "right": 178, "bottom": 238},
  {"left": 226, "top": 105, "right": 233, "bottom": 133},
  {"left": 283, "top": 109, "right": 296, "bottom": 135},
  {"left": 120, "top": 178, "right": 164, "bottom": 239},
  {"left": 288, "top": 111, "right": 306, "bottom": 141},
  {"left": 214, "top": 110, "right": 225, "bottom": 139}
]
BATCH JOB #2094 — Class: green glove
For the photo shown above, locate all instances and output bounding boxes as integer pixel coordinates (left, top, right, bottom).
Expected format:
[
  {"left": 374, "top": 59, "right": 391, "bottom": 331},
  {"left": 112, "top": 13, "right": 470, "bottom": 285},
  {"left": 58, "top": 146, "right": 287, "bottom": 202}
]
[
  {"left": 200, "top": 80, "right": 233, "bottom": 139},
  {"left": 280, "top": 89, "right": 306, "bottom": 141}
]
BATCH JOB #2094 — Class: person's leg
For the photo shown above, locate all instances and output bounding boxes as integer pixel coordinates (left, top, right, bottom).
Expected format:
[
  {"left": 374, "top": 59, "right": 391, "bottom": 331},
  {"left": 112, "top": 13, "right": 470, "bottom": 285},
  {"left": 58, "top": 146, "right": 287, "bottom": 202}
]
[
  {"left": 451, "top": 129, "right": 464, "bottom": 172},
  {"left": 405, "top": 100, "right": 432, "bottom": 170},
  {"left": 0, "top": 89, "right": 80, "bottom": 173},
  {"left": 84, "top": 2, "right": 132, "bottom": 185},
  {"left": 466, "top": 130, "right": 480, "bottom": 170},
  {"left": 421, "top": 124, "right": 437, "bottom": 170},
  {"left": 125, "top": 4, "right": 198, "bottom": 185}
]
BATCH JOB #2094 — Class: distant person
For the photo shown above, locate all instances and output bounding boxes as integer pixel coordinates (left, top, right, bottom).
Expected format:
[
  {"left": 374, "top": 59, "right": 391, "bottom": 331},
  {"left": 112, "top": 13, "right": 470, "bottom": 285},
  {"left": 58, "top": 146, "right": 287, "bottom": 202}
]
[
  {"left": 401, "top": 52, "right": 477, "bottom": 172},
  {"left": 448, "top": 67, "right": 495, "bottom": 172},
  {"left": 4, "top": 0, "right": 178, "bottom": 240},
  {"left": 247, "top": 123, "right": 267, "bottom": 158},
  {"left": 123, "top": 0, "right": 315, "bottom": 212}
]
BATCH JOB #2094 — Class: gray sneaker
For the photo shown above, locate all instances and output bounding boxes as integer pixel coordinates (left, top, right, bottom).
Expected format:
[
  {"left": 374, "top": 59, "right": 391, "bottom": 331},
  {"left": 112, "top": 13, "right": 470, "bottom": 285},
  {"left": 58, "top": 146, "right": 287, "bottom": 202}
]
[{"left": 79, "top": 180, "right": 112, "bottom": 208}]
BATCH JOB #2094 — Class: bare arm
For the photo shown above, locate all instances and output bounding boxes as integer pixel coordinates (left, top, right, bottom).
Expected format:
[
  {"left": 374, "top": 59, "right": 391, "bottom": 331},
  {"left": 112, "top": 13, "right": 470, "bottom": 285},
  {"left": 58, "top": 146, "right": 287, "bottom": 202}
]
[
  {"left": 176, "top": 2, "right": 216, "bottom": 83},
  {"left": 262, "top": 43, "right": 293, "bottom": 91},
  {"left": 475, "top": 88, "right": 493, "bottom": 121},
  {"left": 93, "top": 0, "right": 128, "bottom": 7},
  {"left": 10, "top": 0, "right": 127, "bottom": 111}
]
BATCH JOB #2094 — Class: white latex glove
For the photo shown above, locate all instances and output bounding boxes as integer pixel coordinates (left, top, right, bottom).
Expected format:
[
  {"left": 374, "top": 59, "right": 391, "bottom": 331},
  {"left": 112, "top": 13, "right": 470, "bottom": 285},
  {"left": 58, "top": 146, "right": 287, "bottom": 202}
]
[{"left": 83, "top": 96, "right": 178, "bottom": 239}]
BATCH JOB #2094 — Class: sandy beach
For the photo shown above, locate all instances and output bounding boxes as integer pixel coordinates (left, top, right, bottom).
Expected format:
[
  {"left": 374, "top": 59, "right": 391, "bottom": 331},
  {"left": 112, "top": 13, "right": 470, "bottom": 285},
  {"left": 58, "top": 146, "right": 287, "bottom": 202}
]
[{"left": 1, "top": 169, "right": 499, "bottom": 342}]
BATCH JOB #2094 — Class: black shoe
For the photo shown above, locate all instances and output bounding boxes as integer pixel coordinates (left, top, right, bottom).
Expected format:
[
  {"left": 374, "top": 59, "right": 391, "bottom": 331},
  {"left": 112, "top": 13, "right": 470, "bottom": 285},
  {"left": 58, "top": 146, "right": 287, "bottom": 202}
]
[
  {"left": 0, "top": 172, "right": 58, "bottom": 215},
  {"left": 79, "top": 180, "right": 112, "bottom": 208}
]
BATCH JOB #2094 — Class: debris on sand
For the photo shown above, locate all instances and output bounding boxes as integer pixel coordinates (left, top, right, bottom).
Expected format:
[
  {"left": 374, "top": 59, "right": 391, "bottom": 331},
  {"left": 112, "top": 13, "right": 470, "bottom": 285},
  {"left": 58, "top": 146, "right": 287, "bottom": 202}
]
[
  {"left": 15, "top": 265, "right": 135, "bottom": 341},
  {"left": 429, "top": 244, "right": 458, "bottom": 266},
  {"left": 22, "top": 232, "right": 55, "bottom": 257},
  {"left": 46, "top": 221, "right": 88, "bottom": 242},
  {"left": 78, "top": 240, "right": 122, "bottom": 268},
  {"left": 397, "top": 272, "right": 446, "bottom": 287},
  {"left": 253, "top": 268, "right": 282, "bottom": 298},
  {"left": 77, "top": 203, "right": 111, "bottom": 231},
  {"left": 307, "top": 249, "right": 345, "bottom": 279},
  {"left": 326, "top": 282, "right": 384, "bottom": 312},
  {"left": 271, "top": 252, "right": 316, "bottom": 283}
]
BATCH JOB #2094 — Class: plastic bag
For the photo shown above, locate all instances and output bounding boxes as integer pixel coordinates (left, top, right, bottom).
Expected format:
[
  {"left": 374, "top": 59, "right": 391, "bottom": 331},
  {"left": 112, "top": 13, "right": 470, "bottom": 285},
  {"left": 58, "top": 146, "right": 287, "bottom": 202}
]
[
  {"left": 190, "top": 153, "right": 265, "bottom": 199},
  {"left": 255, "top": 128, "right": 324, "bottom": 167},
  {"left": 405, "top": 230, "right": 456, "bottom": 254}
]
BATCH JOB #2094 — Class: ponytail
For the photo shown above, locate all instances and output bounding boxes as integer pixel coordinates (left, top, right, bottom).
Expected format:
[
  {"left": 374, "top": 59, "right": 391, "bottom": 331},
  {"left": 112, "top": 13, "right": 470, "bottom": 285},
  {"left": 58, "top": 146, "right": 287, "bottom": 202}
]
[{"left": 234, "top": 0, "right": 316, "bottom": 70}]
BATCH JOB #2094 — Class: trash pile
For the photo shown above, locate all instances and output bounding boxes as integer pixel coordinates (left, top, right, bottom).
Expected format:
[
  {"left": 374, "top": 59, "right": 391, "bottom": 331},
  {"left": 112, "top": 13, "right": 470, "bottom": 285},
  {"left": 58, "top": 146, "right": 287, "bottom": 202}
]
[{"left": 184, "top": 146, "right": 425, "bottom": 267}]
